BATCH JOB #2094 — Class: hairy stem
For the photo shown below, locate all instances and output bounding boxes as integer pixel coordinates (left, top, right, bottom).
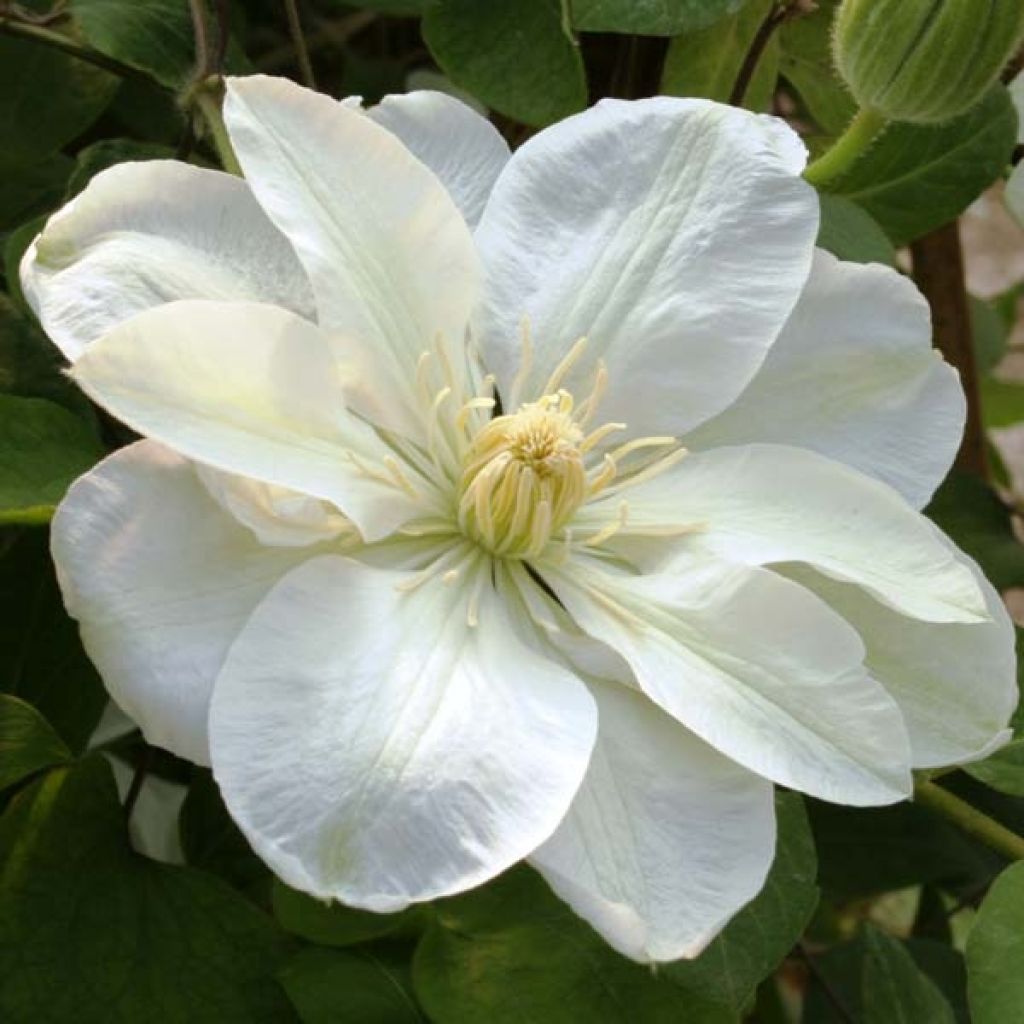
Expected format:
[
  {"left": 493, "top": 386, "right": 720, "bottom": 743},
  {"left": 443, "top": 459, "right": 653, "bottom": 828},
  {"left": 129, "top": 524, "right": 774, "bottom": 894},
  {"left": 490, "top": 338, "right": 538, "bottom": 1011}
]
[
  {"left": 914, "top": 778, "right": 1024, "bottom": 861},
  {"left": 803, "top": 107, "right": 888, "bottom": 188}
]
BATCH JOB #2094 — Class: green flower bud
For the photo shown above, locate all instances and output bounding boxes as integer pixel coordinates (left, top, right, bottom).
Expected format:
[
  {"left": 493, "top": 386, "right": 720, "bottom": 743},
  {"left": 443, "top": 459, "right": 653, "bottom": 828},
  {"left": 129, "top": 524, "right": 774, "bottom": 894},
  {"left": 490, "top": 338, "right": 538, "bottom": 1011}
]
[{"left": 834, "top": 0, "right": 1024, "bottom": 124}]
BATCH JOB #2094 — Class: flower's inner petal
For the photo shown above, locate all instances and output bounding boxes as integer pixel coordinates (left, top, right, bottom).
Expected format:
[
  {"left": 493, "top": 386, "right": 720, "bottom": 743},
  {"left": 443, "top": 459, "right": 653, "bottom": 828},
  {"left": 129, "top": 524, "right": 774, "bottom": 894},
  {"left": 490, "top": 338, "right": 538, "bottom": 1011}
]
[
  {"left": 544, "top": 551, "right": 913, "bottom": 806},
  {"left": 70, "top": 299, "right": 438, "bottom": 543},
  {"left": 223, "top": 75, "right": 480, "bottom": 439},
  {"left": 473, "top": 97, "right": 819, "bottom": 440},
  {"left": 687, "top": 249, "right": 965, "bottom": 510},
  {"left": 51, "top": 441, "right": 318, "bottom": 765},
  {"left": 363, "top": 90, "right": 511, "bottom": 229},
  {"left": 577, "top": 443, "right": 988, "bottom": 624},
  {"left": 208, "top": 552, "right": 597, "bottom": 910},
  {"left": 21, "top": 160, "right": 314, "bottom": 363},
  {"left": 531, "top": 678, "right": 776, "bottom": 964}
]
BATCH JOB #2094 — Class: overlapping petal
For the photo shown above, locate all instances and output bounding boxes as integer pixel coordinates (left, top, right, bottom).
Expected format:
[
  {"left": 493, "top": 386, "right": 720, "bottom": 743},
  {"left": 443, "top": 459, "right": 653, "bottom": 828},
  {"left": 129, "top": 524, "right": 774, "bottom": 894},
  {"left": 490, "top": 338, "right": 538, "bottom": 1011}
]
[
  {"left": 223, "top": 75, "right": 480, "bottom": 437},
  {"left": 688, "top": 250, "right": 964, "bottom": 509},
  {"left": 545, "top": 552, "right": 913, "bottom": 805},
  {"left": 70, "top": 300, "right": 437, "bottom": 542},
  {"left": 51, "top": 441, "right": 317, "bottom": 764},
  {"left": 21, "top": 160, "right": 313, "bottom": 362},
  {"left": 473, "top": 97, "right": 819, "bottom": 437},
  {"left": 580, "top": 443, "right": 986, "bottom": 623},
  {"left": 209, "top": 554, "right": 597, "bottom": 910},
  {"left": 364, "top": 91, "right": 510, "bottom": 228},
  {"left": 531, "top": 679, "right": 775, "bottom": 963},
  {"left": 785, "top": 557, "right": 1017, "bottom": 769}
]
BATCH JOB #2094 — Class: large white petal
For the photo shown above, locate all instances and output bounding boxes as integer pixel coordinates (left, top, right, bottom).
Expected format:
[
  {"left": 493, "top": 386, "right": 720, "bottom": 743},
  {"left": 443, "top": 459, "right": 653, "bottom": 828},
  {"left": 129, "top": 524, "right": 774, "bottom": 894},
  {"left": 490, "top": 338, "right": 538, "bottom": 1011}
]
[
  {"left": 784, "top": 558, "right": 1017, "bottom": 770},
  {"left": 365, "top": 91, "right": 510, "bottom": 229},
  {"left": 223, "top": 75, "right": 480, "bottom": 437},
  {"left": 51, "top": 441, "right": 316, "bottom": 764},
  {"left": 473, "top": 97, "right": 818, "bottom": 436},
  {"left": 688, "top": 250, "right": 964, "bottom": 509},
  {"left": 21, "top": 160, "right": 313, "bottom": 362},
  {"left": 70, "top": 300, "right": 437, "bottom": 542},
  {"left": 531, "top": 679, "right": 775, "bottom": 963},
  {"left": 209, "top": 553, "right": 597, "bottom": 910},
  {"left": 582, "top": 443, "right": 986, "bottom": 624},
  {"left": 544, "top": 552, "right": 912, "bottom": 805}
]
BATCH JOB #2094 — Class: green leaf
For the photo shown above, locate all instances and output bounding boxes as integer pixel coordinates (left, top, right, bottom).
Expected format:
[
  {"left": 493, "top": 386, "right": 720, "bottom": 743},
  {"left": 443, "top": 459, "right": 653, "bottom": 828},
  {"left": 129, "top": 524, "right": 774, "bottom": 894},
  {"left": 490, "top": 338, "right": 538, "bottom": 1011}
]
[
  {"left": 274, "top": 879, "right": 422, "bottom": 948},
  {"left": 779, "top": 0, "right": 856, "bottom": 135},
  {"left": 572, "top": 0, "right": 746, "bottom": 35},
  {"left": 966, "top": 740, "right": 1024, "bottom": 797},
  {"left": 927, "top": 472, "right": 1024, "bottom": 591},
  {"left": 0, "top": 755, "right": 297, "bottom": 1023},
  {"left": 342, "top": 0, "right": 428, "bottom": 12},
  {"left": 422, "top": 0, "right": 586, "bottom": 127},
  {"left": 0, "top": 694, "right": 70, "bottom": 792},
  {"left": 828, "top": 86, "right": 1017, "bottom": 247},
  {"left": 666, "top": 792, "right": 819, "bottom": 1011},
  {"left": 0, "top": 394, "right": 103, "bottom": 524},
  {"left": 981, "top": 376, "right": 1024, "bottom": 429},
  {"left": 971, "top": 297, "right": 1010, "bottom": 375},
  {"left": 413, "top": 865, "right": 733, "bottom": 1023},
  {"left": 816, "top": 194, "right": 897, "bottom": 266},
  {"left": 861, "top": 927, "right": 956, "bottom": 1024},
  {"left": 0, "top": 154, "right": 72, "bottom": 233},
  {"left": 0, "top": 530, "right": 107, "bottom": 753},
  {"left": 69, "top": 0, "right": 198, "bottom": 88},
  {"left": 280, "top": 946, "right": 424, "bottom": 1024},
  {"left": 967, "top": 861, "right": 1024, "bottom": 1024},
  {"left": 3, "top": 217, "right": 46, "bottom": 315},
  {"left": 660, "top": 0, "right": 779, "bottom": 112},
  {"left": 0, "top": 36, "right": 117, "bottom": 163}
]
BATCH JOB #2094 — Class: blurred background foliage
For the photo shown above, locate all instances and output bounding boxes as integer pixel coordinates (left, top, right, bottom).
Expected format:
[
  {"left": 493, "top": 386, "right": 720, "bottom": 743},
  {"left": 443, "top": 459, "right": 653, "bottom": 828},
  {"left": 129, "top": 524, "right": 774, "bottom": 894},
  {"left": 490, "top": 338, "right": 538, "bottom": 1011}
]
[{"left": 1, "top": 1, "right": 1024, "bottom": 1021}]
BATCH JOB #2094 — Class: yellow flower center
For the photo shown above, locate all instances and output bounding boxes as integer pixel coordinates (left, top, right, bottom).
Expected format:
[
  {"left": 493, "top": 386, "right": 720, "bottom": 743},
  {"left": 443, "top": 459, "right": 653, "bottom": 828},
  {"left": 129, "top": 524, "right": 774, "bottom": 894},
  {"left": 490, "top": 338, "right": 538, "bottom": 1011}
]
[{"left": 458, "top": 391, "right": 588, "bottom": 557}]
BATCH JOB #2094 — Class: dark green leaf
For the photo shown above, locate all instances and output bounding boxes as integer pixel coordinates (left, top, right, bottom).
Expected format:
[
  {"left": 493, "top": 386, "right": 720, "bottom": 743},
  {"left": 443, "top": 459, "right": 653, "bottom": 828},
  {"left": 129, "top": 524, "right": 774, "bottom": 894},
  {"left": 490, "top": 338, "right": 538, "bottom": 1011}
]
[
  {"left": 779, "top": 0, "right": 855, "bottom": 136},
  {"left": 573, "top": 0, "right": 746, "bottom": 35},
  {"left": 3, "top": 217, "right": 46, "bottom": 315},
  {"left": 0, "top": 394, "right": 103, "bottom": 524},
  {"left": 666, "top": 792, "right": 819, "bottom": 1010},
  {"left": 423, "top": 0, "right": 586, "bottom": 127},
  {"left": 809, "top": 797, "right": 1000, "bottom": 898},
  {"left": 274, "top": 879, "right": 422, "bottom": 948},
  {"left": 816, "top": 194, "right": 897, "bottom": 266},
  {"left": 927, "top": 472, "right": 1024, "bottom": 591},
  {"left": 660, "top": 0, "right": 779, "bottom": 112},
  {"left": 342, "top": 0, "right": 427, "bottom": 12},
  {"left": 413, "top": 865, "right": 733, "bottom": 1023},
  {"left": 971, "top": 297, "right": 1010, "bottom": 375},
  {"left": 69, "top": 0, "right": 198, "bottom": 88},
  {"left": 861, "top": 926, "right": 956, "bottom": 1024},
  {"left": 827, "top": 86, "right": 1017, "bottom": 247},
  {"left": 966, "top": 861, "right": 1024, "bottom": 1024},
  {"left": 0, "top": 294, "right": 93, "bottom": 418},
  {"left": 280, "top": 946, "right": 424, "bottom": 1024},
  {"left": 0, "top": 530, "right": 107, "bottom": 753},
  {"left": 0, "top": 36, "right": 117, "bottom": 163},
  {"left": 0, "top": 694, "right": 70, "bottom": 792},
  {"left": 0, "top": 154, "right": 72, "bottom": 233},
  {"left": 0, "top": 755, "right": 296, "bottom": 1023},
  {"left": 179, "top": 768, "right": 272, "bottom": 898}
]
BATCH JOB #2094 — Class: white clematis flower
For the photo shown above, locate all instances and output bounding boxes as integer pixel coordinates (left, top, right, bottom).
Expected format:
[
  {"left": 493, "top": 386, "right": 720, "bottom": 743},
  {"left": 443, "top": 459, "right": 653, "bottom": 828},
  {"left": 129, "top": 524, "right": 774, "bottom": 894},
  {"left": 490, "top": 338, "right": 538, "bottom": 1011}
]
[{"left": 24, "top": 75, "right": 1016, "bottom": 964}]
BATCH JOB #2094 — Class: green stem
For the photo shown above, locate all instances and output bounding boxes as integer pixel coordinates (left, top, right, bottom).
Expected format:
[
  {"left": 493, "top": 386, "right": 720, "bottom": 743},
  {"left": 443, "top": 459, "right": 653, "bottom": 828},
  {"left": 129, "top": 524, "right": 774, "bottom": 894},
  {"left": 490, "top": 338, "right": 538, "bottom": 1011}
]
[
  {"left": 282, "top": 0, "right": 316, "bottom": 88},
  {"left": 0, "top": 15, "right": 153, "bottom": 84},
  {"left": 914, "top": 778, "right": 1024, "bottom": 861},
  {"left": 193, "top": 86, "right": 243, "bottom": 175},
  {"left": 803, "top": 106, "right": 888, "bottom": 188}
]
